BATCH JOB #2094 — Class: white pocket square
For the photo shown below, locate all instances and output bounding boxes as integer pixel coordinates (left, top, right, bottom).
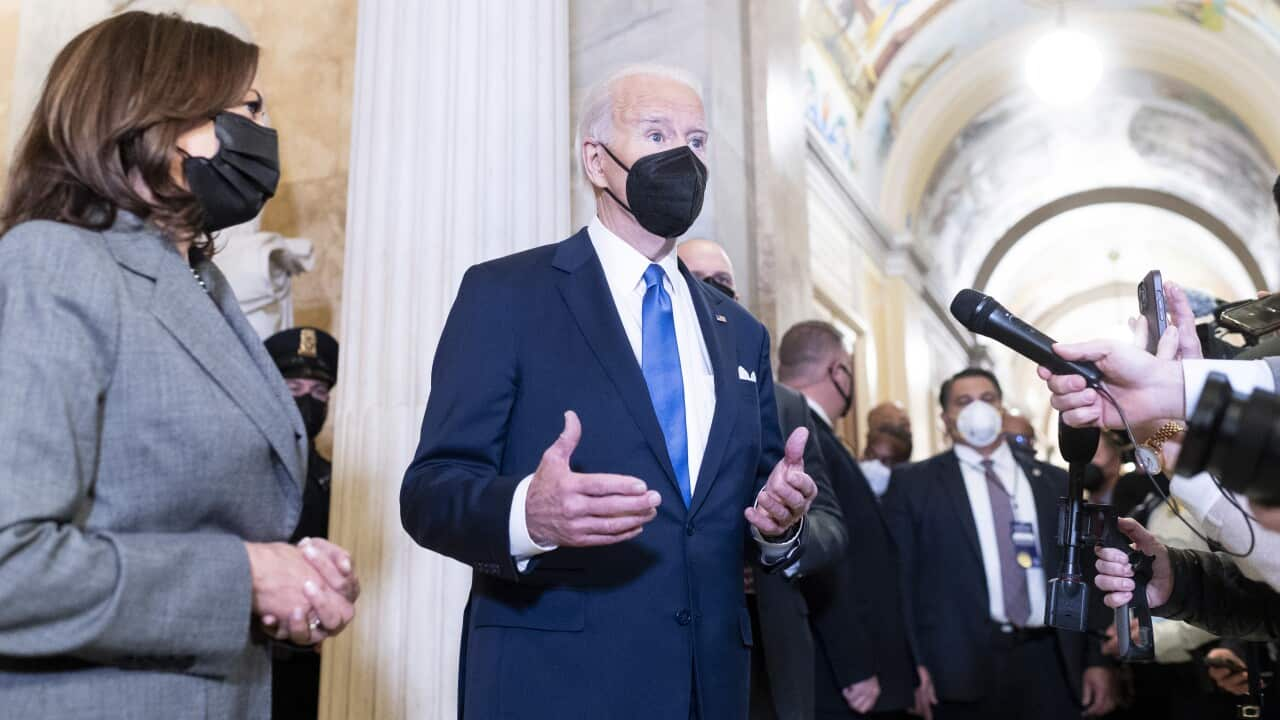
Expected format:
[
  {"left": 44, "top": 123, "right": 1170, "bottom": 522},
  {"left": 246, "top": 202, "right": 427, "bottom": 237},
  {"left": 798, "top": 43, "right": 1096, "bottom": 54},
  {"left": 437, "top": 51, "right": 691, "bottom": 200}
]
[{"left": 737, "top": 366, "right": 757, "bottom": 383}]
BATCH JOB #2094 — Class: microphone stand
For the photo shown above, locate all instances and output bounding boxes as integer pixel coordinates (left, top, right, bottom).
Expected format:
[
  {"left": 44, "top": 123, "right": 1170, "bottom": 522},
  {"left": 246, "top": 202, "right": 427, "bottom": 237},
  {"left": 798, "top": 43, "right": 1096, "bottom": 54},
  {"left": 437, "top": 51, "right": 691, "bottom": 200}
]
[
  {"left": 1047, "top": 420, "right": 1154, "bottom": 662},
  {"left": 1047, "top": 420, "right": 1098, "bottom": 633}
]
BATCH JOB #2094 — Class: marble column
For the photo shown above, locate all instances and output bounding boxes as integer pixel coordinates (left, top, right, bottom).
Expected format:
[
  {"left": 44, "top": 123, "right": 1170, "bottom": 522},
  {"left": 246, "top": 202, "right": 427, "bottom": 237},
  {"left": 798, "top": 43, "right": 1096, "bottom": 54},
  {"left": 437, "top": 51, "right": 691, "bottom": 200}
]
[
  {"left": 319, "top": 2, "right": 569, "bottom": 719},
  {"left": 741, "top": 0, "right": 813, "bottom": 336}
]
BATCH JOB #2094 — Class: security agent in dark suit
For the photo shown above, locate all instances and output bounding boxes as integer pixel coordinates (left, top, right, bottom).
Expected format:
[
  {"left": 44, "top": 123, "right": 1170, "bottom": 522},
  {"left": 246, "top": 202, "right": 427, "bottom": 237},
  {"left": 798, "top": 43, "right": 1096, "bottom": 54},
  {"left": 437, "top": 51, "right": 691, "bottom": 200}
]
[
  {"left": 882, "top": 368, "right": 1118, "bottom": 720},
  {"left": 777, "top": 321, "right": 918, "bottom": 719},
  {"left": 678, "top": 240, "right": 849, "bottom": 720},
  {"left": 745, "top": 383, "right": 848, "bottom": 720}
]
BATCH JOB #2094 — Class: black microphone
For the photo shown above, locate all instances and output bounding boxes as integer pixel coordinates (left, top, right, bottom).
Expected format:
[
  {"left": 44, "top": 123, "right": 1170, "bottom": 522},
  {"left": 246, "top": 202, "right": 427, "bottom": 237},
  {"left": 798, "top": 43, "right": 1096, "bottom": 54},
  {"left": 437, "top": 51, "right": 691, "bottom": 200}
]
[{"left": 950, "top": 289, "right": 1103, "bottom": 386}]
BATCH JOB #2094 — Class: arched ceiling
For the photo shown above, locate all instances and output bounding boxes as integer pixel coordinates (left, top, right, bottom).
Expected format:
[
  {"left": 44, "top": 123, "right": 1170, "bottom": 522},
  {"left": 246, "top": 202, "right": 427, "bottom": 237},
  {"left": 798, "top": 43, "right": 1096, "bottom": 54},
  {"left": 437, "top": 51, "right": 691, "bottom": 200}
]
[
  {"left": 803, "top": 0, "right": 1280, "bottom": 445},
  {"left": 918, "top": 68, "right": 1280, "bottom": 299}
]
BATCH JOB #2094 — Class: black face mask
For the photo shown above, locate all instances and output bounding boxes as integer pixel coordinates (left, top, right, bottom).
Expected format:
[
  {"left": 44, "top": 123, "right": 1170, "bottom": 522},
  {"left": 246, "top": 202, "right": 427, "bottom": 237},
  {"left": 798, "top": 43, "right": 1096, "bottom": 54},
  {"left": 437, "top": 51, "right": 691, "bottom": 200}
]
[
  {"left": 601, "top": 144, "right": 707, "bottom": 238},
  {"left": 700, "top": 275, "right": 737, "bottom": 300},
  {"left": 829, "top": 365, "right": 854, "bottom": 419},
  {"left": 182, "top": 112, "right": 280, "bottom": 233},
  {"left": 295, "top": 396, "right": 328, "bottom": 440}
]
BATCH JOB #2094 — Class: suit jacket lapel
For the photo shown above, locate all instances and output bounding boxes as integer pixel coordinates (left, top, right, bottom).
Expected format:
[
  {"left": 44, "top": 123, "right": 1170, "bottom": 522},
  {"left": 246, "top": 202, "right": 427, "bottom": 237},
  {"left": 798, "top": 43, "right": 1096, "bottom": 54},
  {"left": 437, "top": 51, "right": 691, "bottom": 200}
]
[
  {"left": 552, "top": 231, "right": 680, "bottom": 496},
  {"left": 206, "top": 263, "right": 308, "bottom": 490},
  {"left": 686, "top": 265, "right": 738, "bottom": 517},
  {"left": 941, "top": 451, "right": 986, "bottom": 572},
  {"left": 102, "top": 219, "right": 306, "bottom": 491}
]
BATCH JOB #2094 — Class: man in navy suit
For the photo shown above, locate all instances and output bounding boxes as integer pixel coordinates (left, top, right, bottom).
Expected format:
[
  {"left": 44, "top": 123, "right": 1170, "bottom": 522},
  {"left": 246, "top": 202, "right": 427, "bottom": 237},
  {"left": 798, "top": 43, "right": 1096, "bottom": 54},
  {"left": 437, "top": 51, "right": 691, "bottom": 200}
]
[
  {"left": 882, "top": 368, "right": 1116, "bottom": 720},
  {"left": 400, "top": 64, "right": 817, "bottom": 720}
]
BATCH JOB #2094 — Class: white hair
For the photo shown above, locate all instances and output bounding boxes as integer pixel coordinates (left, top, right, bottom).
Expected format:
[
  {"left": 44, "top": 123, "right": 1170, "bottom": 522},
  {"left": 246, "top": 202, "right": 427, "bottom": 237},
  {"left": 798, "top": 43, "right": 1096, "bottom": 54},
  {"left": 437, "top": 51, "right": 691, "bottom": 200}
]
[{"left": 575, "top": 63, "right": 704, "bottom": 182}]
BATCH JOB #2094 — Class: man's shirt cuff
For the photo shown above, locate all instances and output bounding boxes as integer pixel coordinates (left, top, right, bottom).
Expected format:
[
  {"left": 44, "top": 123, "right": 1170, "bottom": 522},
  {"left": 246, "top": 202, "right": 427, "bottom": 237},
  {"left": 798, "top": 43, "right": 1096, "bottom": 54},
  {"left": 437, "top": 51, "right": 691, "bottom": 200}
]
[{"left": 509, "top": 474, "right": 557, "bottom": 572}]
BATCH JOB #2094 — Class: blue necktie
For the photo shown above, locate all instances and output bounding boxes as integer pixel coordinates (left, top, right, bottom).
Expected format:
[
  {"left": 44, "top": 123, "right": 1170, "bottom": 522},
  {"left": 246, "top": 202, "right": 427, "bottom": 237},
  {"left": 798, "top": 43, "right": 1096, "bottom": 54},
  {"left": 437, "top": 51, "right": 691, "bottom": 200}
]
[{"left": 641, "top": 264, "right": 691, "bottom": 507}]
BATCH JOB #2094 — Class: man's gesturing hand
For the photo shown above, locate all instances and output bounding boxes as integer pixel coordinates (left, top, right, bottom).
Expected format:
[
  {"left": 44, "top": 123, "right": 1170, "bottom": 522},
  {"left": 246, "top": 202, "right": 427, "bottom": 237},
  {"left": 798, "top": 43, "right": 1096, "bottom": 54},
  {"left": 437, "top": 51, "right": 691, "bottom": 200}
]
[
  {"left": 745, "top": 427, "right": 816, "bottom": 537},
  {"left": 526, "top": 411, "right": 662, "bottom": 548}
]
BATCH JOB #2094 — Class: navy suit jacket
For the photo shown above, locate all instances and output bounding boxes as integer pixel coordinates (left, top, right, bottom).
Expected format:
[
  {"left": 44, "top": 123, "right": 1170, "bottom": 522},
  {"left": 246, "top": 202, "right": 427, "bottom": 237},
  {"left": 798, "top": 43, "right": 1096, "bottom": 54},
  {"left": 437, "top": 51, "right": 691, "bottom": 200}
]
[
  {"left": 401, "top": 228, "right": 788, "bottom": 720},
  {"left": 881, "top": 450, "right": 1108, "bottom": 704}
]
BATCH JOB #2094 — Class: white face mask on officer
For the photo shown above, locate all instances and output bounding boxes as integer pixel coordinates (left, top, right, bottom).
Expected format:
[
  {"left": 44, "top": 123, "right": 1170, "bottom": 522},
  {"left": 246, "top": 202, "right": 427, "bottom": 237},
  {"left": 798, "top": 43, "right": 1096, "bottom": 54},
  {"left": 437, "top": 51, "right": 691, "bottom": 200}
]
[{"left": 954, "top": 400, "right": 1003, "bottom": 448}]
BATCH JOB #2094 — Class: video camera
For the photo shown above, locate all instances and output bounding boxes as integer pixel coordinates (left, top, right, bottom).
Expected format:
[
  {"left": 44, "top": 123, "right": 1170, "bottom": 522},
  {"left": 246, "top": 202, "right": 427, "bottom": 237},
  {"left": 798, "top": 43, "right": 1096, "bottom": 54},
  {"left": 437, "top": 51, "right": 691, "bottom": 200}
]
[{"left": 1176, "top": 373, "right": 1280, "bottom": 507}]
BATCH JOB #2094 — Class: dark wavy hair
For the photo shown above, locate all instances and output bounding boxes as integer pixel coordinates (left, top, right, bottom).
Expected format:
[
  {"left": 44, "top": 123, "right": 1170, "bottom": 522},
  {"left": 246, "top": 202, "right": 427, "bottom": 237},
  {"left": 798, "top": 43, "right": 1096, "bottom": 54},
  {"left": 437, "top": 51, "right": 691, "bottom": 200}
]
[
  {"left": 939, "top": 367, "right": 1003, "bottom": 410},
  {"left": 0, "top": 11, "right": 258, "bottom": 256}
]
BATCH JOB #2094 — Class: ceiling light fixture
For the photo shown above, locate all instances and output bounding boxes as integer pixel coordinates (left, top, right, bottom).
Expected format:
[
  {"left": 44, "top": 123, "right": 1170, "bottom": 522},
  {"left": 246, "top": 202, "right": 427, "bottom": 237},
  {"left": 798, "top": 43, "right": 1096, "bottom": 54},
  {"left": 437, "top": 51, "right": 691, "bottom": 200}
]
[{"left": 1026, "top": 23, "right": 1104, "bottom": 105}]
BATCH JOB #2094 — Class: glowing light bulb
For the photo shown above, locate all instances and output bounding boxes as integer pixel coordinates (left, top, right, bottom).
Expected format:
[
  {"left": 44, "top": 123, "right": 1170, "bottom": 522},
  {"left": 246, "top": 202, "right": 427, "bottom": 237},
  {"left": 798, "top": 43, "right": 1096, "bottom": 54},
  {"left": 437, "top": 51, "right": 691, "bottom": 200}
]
[{"left": 1026, "top": 29, "right": 1103, "bottom": 105}]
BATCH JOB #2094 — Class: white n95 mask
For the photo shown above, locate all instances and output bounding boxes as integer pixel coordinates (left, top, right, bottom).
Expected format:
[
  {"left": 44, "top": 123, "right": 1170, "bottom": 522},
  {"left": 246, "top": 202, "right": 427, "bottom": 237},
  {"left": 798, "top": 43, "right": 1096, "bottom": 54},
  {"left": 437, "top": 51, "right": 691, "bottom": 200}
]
[
  {"left": 859, "top": 459, "right": 891, "bottom": 497},
  {"left": 956, "top": 401, "right": 1003, "bottom": 448}
]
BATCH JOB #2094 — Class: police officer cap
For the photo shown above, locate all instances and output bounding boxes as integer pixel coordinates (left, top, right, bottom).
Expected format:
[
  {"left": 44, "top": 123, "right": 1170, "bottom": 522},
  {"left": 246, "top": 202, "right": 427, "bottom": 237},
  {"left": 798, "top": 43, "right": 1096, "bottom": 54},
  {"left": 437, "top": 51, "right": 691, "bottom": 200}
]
[{"left": 264, "top": 327, "right": 339, "bottom": 386}]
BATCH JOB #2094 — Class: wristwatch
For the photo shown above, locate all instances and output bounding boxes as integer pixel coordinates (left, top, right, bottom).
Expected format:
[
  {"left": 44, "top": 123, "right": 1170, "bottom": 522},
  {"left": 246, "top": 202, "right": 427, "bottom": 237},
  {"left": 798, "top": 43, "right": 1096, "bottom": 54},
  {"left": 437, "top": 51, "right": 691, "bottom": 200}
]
[{"left": 1136, "top": 422, "right": 1185, "bottom": 475}]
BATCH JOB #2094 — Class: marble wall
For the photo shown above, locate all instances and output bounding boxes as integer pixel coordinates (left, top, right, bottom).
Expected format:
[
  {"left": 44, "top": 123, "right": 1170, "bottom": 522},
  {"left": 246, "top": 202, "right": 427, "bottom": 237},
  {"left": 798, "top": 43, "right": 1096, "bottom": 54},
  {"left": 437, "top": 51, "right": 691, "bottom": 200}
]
[
  {"left": 0, "top": 0, "right": 356, "bottom": 334},
  {"left": 0, "top": 0, "right": 17, "bottom": 175},
  {"left": 220, "top": 0, "right": 357, "bottom": 333}
]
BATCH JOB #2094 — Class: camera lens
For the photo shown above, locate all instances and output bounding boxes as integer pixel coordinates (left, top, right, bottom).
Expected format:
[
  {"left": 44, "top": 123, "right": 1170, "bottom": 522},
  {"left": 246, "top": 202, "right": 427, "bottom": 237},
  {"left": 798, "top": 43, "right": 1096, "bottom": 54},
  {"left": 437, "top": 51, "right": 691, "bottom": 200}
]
[{"left": 1177, "top": 372, "right": 1280, "bottom": 506}]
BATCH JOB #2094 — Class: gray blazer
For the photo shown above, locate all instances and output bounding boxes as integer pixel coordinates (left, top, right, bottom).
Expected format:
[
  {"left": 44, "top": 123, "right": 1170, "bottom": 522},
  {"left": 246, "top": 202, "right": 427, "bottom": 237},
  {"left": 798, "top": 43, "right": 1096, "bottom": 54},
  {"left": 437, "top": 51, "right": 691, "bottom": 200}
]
[{"left": 0, "top": 213, "right": 306, "bottom": 719}]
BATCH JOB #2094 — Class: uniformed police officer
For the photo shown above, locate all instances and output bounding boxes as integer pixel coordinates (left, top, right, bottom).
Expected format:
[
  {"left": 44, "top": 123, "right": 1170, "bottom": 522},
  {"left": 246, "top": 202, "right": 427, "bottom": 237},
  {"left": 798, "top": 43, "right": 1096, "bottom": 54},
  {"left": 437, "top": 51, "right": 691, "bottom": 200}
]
[{"left": 264, "top": 326, "right": 339, "bottom": 720}]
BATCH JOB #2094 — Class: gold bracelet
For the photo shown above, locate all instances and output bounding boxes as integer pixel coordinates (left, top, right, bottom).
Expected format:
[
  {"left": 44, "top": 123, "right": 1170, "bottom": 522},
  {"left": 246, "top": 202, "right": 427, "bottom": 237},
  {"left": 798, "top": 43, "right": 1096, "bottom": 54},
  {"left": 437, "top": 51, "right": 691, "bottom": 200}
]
[{"left": 1143, "top": 421, "right": 1186, "bottom": 451}]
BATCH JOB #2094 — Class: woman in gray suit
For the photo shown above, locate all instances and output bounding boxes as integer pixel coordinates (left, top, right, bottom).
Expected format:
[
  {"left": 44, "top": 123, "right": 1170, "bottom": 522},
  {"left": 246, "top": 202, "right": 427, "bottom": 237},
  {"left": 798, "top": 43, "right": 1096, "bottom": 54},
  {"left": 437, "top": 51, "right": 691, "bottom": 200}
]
[{"left": 0, "top": 12, "right": 358, "bottom": 719}]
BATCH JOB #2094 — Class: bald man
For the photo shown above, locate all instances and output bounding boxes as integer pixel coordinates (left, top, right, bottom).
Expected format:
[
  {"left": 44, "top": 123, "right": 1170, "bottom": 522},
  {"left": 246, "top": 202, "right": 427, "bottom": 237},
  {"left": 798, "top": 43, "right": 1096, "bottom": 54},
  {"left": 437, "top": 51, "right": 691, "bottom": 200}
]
[
  {"left": 865, "top": 402, "right": 912, "bottom": 466},
  {"left": 678, "top": 237, "right": 738, "bottom": 299}
]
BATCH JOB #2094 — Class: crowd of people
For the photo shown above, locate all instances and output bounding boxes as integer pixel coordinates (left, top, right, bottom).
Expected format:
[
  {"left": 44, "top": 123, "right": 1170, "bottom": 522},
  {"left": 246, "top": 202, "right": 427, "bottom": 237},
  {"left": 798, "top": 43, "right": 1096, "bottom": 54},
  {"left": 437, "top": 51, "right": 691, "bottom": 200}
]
[{"left": 2, "top": 10, "right": 1278, "bottom": 720}]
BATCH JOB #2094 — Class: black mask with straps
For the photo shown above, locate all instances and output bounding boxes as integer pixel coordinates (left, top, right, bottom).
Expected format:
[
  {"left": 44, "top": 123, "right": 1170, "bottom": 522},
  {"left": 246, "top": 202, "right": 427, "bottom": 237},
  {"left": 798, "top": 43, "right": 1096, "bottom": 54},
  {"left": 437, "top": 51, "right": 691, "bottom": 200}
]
[
  {"left": 294, "top": 395, "right": 328, "bottom": 440},
  {"left": 829, "top": 364, "right": 854, "bottom": 419},
  {"left": 599, "top": 144, "right": 707, "bottom": 238},
  {"left": 182, "top": 112, "right": 281, "bottom": 233}
]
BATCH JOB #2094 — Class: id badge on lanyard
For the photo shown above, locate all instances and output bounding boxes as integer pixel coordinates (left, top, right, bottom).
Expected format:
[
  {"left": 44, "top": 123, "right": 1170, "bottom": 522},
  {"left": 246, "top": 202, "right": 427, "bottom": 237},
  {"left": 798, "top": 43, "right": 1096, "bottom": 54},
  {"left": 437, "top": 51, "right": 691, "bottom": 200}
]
[{"left": 1010, "top": 521, "right": 1040, "bottom": 569}]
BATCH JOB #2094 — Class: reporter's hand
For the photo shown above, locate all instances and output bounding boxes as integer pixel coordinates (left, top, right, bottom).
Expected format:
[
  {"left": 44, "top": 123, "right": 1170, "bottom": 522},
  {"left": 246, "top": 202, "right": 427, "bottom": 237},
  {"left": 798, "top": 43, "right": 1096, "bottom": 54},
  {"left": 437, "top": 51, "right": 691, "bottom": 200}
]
[
  {"left": 1082, "top": 666, "right": 1119, "bottom": 717},
  {"left": 842, "top": 675, "right": 880, "bottom": 714},
  {"left": 1206, "top": 648, "right": 1250, "bottom": 695},
  {"left": 1037, "top": 340, "right": 1184, "bottom": 429},
  {"left": 246, "top": 542, "right": 354, "bottom": 645},
  {"left": 1093, "top": 518, "right": 1174, "bottom": 610},
  {"left": 912, "top": 666, "right": 937, "bottom": 720},
  {"left": 1165, "top": 283, "right": 1204, "bottom": 361},
  {"left": 526, "top": 411, "right": 661, "bottom": 548},
  {"left": 746, "top": 428, "right": 816, "bottom": 537}
]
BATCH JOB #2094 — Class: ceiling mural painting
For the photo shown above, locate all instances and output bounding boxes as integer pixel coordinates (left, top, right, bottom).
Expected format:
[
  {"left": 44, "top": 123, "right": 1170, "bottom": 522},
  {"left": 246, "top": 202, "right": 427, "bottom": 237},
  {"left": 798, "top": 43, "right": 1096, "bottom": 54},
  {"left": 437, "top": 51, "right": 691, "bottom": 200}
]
[
  {"left": 916, "top": 68, "right": 1279, "bottom": 298},
  {"left": 802, "top": 0, "right": 1280, "bottom": 204}
]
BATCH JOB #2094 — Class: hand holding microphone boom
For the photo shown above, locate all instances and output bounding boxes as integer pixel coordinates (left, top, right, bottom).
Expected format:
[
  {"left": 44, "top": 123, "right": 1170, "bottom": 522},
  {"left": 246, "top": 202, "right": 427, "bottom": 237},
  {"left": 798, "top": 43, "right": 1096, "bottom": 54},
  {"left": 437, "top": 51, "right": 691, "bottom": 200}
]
[{"left": 949, "top": 289, "right": 1102, "bottom": 386}]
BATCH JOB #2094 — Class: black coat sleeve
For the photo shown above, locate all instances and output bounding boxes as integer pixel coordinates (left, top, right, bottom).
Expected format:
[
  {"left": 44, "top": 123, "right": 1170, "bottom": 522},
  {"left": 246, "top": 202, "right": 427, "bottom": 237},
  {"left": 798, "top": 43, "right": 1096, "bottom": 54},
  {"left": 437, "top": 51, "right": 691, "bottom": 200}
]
[
  {"left": 801, "top": 427, "right": 878, "bottom": 687},
  {"left": 1155, "top": 548, "right": 1280, "bottom": 641}
]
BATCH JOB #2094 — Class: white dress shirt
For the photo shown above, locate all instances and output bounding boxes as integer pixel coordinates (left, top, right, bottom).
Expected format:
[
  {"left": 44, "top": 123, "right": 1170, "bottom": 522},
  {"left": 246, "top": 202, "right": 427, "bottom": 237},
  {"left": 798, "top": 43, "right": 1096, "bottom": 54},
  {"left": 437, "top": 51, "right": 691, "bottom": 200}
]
[
  {"left": 953, "top": 442, "right": 1047, "bottom": 627},
  {"left": 1172, "top": 360, "right": 1275, "bottom": 525},
  {"left": 507, "top": 217, "right": 718, "bottom": 563}
]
